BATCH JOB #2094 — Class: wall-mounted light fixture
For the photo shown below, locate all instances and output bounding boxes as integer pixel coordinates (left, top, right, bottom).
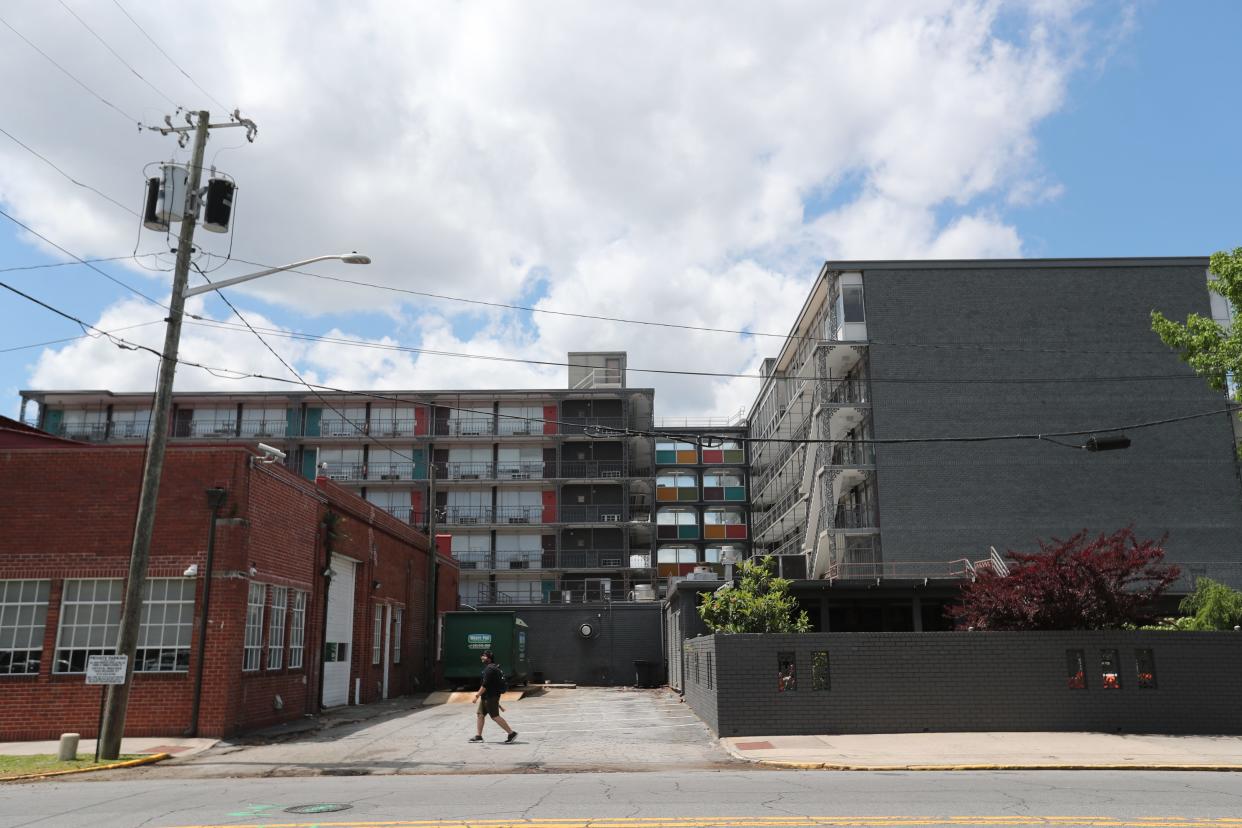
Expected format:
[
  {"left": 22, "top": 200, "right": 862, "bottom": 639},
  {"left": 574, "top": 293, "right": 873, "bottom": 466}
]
[
  {"left": 249, "top": 563, "right": 258, "bottom": 577},
  {"left": 372, "top": 580, "right": 382, "bottom": 591}
]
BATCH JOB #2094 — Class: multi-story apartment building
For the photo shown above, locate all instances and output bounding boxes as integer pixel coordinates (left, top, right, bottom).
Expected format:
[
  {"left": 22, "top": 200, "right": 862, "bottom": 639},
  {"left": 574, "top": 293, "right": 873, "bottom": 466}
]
[
  {"left": 748, "top": 258, "right": 1242, "bottom": 614},
  {"left": 20, "top": 352, "right": 657, "bottom": 607},
  {"left": 653, "top": 424, "right": 751, "bottom": 583}
]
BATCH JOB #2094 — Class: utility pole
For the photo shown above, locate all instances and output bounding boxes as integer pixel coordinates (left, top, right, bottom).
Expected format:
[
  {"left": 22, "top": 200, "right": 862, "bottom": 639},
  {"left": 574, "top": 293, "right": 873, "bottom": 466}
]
[
  {"left": 97, "top": 112, "right": 210, "bottom": 760},
  {"left": 423, "top": 464, "right": 439, "bottom": 686}
]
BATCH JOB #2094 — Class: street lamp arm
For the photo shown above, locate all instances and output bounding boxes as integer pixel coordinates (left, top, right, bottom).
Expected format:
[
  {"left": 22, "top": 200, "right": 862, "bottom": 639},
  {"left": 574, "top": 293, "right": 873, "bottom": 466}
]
[{"left": 183, "top": 253, "right": 370, "bottom": 298}]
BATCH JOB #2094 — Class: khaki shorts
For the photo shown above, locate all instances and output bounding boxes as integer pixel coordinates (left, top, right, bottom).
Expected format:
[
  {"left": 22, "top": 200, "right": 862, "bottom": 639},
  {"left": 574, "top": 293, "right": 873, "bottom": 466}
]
[{"left": 477, "top": 695, "right": 500, "bottom": 717}]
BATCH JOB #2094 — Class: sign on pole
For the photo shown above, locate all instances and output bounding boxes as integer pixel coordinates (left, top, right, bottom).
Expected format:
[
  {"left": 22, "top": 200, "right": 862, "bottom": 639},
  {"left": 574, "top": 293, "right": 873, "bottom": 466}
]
[{"left": 86, "top": 654, "right": 128, "bottom": 685}]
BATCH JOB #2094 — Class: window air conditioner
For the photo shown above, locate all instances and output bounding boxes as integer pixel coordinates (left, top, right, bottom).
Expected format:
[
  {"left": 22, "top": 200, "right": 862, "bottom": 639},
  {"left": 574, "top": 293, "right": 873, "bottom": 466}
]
[
  {"left": 509, "top": 561, "right": 528, "bottom": 569},
  {"left": 508, "top": 517, "right": 530, "bottom": 524},
  {"left": 601, "top": 514, "right": 620, "bottom": 522},
  {"left": 457, "top": 517, "right": 478, "bottom": 525},
  {"left": 601, "top": 557, "right": 621, "bottom": 567}
]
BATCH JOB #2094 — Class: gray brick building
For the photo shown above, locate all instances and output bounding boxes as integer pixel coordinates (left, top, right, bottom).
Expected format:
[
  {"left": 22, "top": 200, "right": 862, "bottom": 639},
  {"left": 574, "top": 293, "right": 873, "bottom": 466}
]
[{"left": 748, "top": 258, "right": 1242, "bottom": 628}]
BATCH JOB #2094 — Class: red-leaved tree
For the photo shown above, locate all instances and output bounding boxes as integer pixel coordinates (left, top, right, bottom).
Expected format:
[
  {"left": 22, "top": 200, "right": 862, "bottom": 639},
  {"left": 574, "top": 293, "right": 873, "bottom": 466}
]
[{"left": 947, "top": 527, "right": 1181, "bottom": 631}]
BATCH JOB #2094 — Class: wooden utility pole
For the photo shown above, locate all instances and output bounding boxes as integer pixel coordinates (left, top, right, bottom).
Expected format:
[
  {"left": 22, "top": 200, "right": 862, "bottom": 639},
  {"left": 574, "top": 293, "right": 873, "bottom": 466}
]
[{"left": 98, "top": 111, "right": 210, "bottom": 760}]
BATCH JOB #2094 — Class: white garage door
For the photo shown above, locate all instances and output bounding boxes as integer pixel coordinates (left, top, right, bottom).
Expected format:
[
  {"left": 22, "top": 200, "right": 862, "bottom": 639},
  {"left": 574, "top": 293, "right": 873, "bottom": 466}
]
[{"left": 323, "top": 554, "right": 356, "bottom": 707}]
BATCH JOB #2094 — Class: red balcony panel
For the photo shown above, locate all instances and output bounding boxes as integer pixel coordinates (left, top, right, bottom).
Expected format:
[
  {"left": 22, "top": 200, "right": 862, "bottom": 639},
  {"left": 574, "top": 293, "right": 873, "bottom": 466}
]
[
  {"left": 725, "top": 524, "right": 748, "bottom": 539},
  {"left": 701, "top": 449, "right": 723, "bottom": 463}
]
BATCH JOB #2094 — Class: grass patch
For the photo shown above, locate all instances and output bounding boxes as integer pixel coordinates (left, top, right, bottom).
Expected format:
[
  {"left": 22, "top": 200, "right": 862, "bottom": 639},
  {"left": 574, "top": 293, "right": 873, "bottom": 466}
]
[{"left": 0, "top": 753, "right": 144, "bottom": 779}]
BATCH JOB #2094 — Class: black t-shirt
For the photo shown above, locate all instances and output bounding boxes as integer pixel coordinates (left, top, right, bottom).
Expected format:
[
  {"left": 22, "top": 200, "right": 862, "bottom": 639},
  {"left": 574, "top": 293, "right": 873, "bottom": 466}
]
[{"left": 480, "top": 663, "right": 504, "bottom": 697}]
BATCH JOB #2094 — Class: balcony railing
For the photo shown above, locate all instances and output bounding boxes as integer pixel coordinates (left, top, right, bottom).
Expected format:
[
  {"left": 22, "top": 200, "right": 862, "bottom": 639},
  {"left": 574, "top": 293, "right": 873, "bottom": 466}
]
[
  {"left": 559, "top": 505, "right": 627, "bottom": 523},
  {"left": 370, "top": 418, "right": 419, "bottom": 437},
  {"left": 496, "top": 461, "right": 546, "bottom": 480},
  {"left": 558, "top": 460, "right": 628, "bottom": 479},
  {"left": 479, "top": 583, "right": 651, "bottom": 605},
  {"left": 824, "top": 378, "right": 870, "bottom": 406},
  {"left": 560, "top": 416, "right": 626, "bottom": 436},
  {"left": 58, "top": 422, "right": 110, "bottom": 441},
  {"left": 436, "top": 461, "right": 496, "bottom": 480},
  {"left": 367, "top": 462, "right": 419, "bottom": 481},
  {"left": 174, "top": 420, "right": 239, "bottom": 438},
  {"left": 319, "top": 418, "right": 368, "bottom": 437},
  {"left": 831, "top": 504, "right": 879, "bottom": 530},
  {"left": 828, "top": 442, "right": 876, "bottom": 467},
  {"left": 437, "top": 418, "right": 495, "bottom": 437},
  {"left": 497, "top": 420, "right": 540, "bottom": 436},
  {"left": 453, "top": 549, "right": 648, "bottom": 571},
  {"left": 238, "top": 419, "right": 288, "bottom": 438},
  {"left": 318, "top": 462, "right": 366, "bottom": 481}
]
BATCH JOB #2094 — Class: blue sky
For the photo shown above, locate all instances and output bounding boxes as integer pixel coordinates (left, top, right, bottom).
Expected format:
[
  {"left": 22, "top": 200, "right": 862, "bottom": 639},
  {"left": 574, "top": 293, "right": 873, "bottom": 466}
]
[{"left": 1, "top": 1, "right": 1240, "bottom": 419}]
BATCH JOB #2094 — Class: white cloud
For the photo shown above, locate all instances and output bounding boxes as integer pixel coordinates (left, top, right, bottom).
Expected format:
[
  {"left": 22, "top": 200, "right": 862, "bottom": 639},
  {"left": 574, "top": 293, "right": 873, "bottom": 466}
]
[{"left": 2, "top": 0, "right": 1121, "bottom": 416}]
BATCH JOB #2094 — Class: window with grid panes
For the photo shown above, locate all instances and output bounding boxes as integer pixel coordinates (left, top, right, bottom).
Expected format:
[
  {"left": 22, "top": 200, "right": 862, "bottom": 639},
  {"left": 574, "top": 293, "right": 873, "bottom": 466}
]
[
  {"left": 0, "top": 580, "right": 49, "bottom": 675},
  {"left": 243, "top": 582, "right": 265, "bottom": 671},
  {"left": 54, "top": 579, "right": 122, "bottom": 674},
  {"left": 267, "top": 586, "right": 287, "bottom": 670},
  {"left": 288, "top": 590, "right": 307, "bottom": 669},
  {"left": 136, "top": 578, "right": 194, "bottom": 672}
]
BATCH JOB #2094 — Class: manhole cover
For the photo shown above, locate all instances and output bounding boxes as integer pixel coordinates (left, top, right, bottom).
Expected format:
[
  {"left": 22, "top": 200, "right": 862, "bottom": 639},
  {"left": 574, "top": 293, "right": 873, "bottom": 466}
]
[{"left": 285, "top": 804, "right": 353, "bottom": 815}]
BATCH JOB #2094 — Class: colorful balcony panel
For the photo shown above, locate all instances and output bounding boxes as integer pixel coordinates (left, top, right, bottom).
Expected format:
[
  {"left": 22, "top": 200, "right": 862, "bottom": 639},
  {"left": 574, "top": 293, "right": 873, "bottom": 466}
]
[
  {"left": 657, "top": 525, "right": 700, "bottom": 540},
  {"left": 704, "top": 524, "right": 748, "bottom": 540},
  {"left": 702, "top": 486, "right": 746, "bottom": 502},
  {"left": 656, "top": 487, "right": 699, "bottom": 502},
  {"left": 701, "top": 449, "right": 745, "bottom": 464}
]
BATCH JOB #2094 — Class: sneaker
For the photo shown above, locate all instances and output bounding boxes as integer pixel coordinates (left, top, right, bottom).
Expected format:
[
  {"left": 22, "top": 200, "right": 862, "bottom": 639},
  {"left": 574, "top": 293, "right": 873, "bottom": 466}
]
[
  {"left": 468, "top": 735, "right": 483, "bottom": 742},
  {"left": 505, "top": 731, "right": 518, "bottom": 743}
]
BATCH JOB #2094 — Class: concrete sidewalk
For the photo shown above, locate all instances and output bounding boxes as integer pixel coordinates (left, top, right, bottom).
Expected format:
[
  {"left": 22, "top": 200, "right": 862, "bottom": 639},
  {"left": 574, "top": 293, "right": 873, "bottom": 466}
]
[
  {"left": 0, "top": 736, "right": 216, "bottom": 760},
  {"left": 720, "top": 731, "right": 1242, "bottom": 770}
]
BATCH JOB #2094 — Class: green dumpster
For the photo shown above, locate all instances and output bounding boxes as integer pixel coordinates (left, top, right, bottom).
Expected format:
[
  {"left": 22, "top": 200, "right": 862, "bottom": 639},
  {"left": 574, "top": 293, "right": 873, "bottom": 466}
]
[{"left": 441, "top": 611, "right": 530, "bottom": 687}]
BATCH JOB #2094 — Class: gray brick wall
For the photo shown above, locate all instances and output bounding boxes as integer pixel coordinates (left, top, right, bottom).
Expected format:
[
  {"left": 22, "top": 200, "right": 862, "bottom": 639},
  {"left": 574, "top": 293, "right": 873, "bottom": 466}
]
[
  {"left": 862, "top": 263, "right": 1242, "bottom": 581},
  {"left": 684, "top": 631, "right": 1242, "bottom": 737},
  {"left": 496, "top": 604, "right": 663, "bottom": 686}
]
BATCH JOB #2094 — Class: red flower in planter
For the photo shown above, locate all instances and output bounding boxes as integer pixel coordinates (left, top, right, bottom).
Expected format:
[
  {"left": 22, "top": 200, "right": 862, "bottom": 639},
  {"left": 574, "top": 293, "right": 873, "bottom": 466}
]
[
  {"left": 1068, "top": 671, "right": 1085, "bottom": 689},
  {"left": 1102, "top": 672, "right": 1120, "bottom": 689}
]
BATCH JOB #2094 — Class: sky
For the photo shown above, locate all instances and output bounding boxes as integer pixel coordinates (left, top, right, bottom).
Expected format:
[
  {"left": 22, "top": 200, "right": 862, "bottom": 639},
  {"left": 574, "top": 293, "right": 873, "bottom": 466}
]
[{"left": 1, "top": 0, "right": 1239, "bottom": 422}]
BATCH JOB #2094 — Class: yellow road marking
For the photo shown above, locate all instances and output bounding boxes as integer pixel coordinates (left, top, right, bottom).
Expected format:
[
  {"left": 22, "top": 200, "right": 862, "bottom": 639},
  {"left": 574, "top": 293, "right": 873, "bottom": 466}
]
[{"left": 161, "top": 817, "right": 1242, "bottom": 828}]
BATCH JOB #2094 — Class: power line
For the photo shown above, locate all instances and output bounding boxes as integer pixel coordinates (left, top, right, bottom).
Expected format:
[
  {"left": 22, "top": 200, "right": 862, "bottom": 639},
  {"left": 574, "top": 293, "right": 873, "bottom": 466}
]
[
  {"left": 0, "top": 125, "right": 141, "bottom": 217},
  {"left": 190, "top": 261, "right": 427, "bottom": 474},
  {"left": 178, "top": 315, "right": 1206, "bottom": 386},
  {"left": 0, "top": 254, "right": 154, "bottom": 274},
  {"left": 0, "top": 13, "right": 139, "bottom": 126},
  {"left": 0, "top": 207, "right": 166, "bottom": 309},
  {"left": 57, "top": 1, "right": 185, "bottom": 111},
  {"left": 110, "top": 0, "right": 230, "bottom": 114},
  {"left": 0, "top": 319, "right": 165, "bottom": 353},
  {"left": 9, "top": 275, "right": 1236, "bottom": 450},
  {"left": 226, "top": 255, "right": 1176, "bottom": 356}
]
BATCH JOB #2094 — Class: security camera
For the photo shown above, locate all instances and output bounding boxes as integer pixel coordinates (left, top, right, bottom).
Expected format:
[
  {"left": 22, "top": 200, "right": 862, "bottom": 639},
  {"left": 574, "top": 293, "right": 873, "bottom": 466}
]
[
  {"left": 183, "top": 563, "right": 199, "bottom": 577},
  {"left": 257, "top": 443, "right": 286, "bottom": 462}
]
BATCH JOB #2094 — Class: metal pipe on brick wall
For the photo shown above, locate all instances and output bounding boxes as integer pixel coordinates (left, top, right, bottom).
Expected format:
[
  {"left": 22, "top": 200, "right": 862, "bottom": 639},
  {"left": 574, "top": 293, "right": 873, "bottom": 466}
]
[{"left": 187, "top": 487, "right": 228, "bottom": 737}]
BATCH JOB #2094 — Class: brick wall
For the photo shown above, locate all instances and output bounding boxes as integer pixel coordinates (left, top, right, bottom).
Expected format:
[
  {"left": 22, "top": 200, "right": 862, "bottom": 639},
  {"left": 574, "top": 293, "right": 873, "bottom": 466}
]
[
  {"left": 683, "top": 632, "right": 1242, "bottom": 737},
  {"left": 863, "top": 262, "right": 1242, "bottom": 580},
  {"left": 0, "top": 446, "right": 448, "bottom": 739}
]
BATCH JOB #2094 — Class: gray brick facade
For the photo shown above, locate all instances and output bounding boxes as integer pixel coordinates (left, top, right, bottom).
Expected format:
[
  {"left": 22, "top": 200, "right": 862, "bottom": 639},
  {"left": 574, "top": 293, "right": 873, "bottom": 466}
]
[
  {"left": 485, "top": 603, "right": 663, "bottom": 686},
  {"left": 684, "top": 631, "right": 1242, "bottom": 737},
  {"left": 859, "top": 260, "right": 1242, "bottom": 581}
]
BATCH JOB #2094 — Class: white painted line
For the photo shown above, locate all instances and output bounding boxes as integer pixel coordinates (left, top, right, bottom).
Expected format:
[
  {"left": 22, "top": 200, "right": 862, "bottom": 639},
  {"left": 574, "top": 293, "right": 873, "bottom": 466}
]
[{"left": 505, "top": 716, "right": 699, "bottom": 725}]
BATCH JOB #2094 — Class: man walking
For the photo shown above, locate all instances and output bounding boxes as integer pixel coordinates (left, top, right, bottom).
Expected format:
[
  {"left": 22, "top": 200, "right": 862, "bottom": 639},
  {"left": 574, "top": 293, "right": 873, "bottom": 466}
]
[{"left": 470, "top": 650, "right": 517, "bottom": 743}]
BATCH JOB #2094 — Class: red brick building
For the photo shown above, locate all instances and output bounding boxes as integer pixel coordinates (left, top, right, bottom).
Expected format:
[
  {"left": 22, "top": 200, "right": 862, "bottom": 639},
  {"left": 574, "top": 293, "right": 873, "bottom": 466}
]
[{"left": 0, "top": 443, "right": 457, "bottom": 740}]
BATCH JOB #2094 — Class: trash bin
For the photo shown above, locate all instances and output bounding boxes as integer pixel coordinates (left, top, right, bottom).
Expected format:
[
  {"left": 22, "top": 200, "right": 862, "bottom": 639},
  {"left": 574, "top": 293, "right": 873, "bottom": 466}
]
[{"left": 634, "top": 659, "right": 653, "bottom": 688}]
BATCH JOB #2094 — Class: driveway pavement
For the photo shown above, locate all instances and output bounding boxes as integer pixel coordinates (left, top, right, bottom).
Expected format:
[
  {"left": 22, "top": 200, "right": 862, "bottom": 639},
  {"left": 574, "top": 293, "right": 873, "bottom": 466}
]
[{"left": 94, "top": 687, "right": 737, "bottom": 779}]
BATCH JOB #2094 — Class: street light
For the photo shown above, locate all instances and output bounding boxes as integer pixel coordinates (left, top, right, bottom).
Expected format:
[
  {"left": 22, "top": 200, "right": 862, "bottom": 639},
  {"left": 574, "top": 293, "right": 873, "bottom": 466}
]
[
  {"left": 98, "top": 247, "right": 371, "bottom": 759},
  {"left": 183, "top": 253, "right": 370, "bottom": 297}
]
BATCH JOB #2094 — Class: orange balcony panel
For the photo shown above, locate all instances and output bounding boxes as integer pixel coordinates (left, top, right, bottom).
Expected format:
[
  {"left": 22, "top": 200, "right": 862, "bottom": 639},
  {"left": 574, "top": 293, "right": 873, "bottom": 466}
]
[
  {"left": 656, "top": 488, "right": 678, "bottom": 502},
  {"left": 675, "top": 450, "right": 698, "bottom": 464},
  {"left": 704, "top": 525, "right": 727, "bottom": 540}
]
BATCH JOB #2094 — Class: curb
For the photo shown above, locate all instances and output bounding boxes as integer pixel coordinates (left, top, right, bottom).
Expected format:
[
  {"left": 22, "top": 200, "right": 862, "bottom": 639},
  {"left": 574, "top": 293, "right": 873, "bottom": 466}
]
[
  {"left": 0, "top": 752, "right": 170, "bottom": 782},
  {"left": 734, "top": 756, "right": 1242, "bottom": 772}
]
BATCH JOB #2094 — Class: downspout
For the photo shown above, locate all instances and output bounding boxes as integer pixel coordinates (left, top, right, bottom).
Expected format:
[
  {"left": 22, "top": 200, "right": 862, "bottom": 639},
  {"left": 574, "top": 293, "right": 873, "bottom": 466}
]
[
  {"left": 316, "top": 511, "right": 336, "bottom": 710},
  {"left": 187, "top": 487, "right": 228, "bottom": 737}
]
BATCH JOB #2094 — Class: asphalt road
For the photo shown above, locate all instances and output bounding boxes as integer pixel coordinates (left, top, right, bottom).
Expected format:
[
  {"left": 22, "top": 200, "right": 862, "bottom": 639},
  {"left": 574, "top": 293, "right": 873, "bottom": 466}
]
[
  {"left": 4, "top": 769, "right": 1242, "bottom": 828},
  {"left": 106, "top": 687, "right": 737, "bottom": 778}
]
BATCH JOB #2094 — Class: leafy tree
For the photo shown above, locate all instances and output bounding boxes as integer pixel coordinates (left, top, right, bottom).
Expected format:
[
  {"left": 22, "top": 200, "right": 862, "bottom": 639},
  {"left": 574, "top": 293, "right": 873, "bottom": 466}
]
[
  {"left": 1173, "top": 577, "right": 1242, "bottom": 630},
  {"left": 698, "top": 556, "right": 810, "bottom": 634},
  {"left": 947, "top": 528, "right": 1180, "bottom": 631},
  {"left": 1151, "top": 247, "right": 1242, "bottom": 397}
]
